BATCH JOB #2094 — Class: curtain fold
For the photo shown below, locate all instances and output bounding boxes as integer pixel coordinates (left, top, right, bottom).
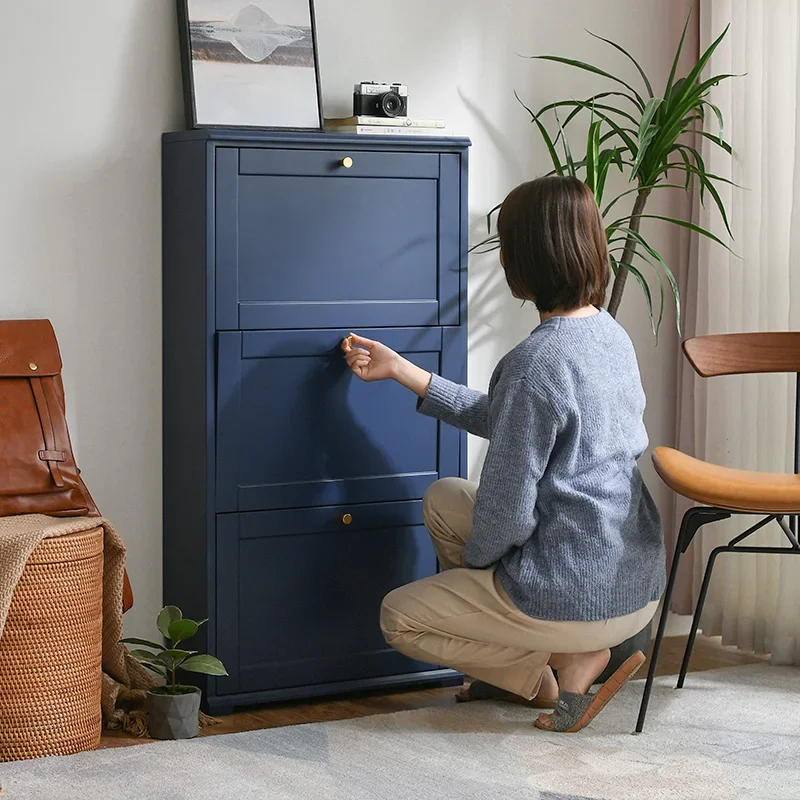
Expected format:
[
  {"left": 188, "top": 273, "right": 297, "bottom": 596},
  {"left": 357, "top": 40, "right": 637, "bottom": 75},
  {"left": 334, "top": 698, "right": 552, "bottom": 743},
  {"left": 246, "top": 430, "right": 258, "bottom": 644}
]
[{"left": 675, "top": 0, "right": 800, "bottom": 664}]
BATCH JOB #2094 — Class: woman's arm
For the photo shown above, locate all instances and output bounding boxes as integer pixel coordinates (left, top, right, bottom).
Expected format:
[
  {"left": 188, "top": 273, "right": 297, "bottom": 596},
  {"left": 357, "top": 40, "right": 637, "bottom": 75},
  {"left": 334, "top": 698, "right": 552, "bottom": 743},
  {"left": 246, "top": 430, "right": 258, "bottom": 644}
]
[
  {"left": 416, "top": 374, "right": 489, "bottom": 439},
  {"left": 342, "top": 333, "right": 490, "bottom": 438},
  {"left": 464, "top": 377, "right": 559, "bottom": 568}
]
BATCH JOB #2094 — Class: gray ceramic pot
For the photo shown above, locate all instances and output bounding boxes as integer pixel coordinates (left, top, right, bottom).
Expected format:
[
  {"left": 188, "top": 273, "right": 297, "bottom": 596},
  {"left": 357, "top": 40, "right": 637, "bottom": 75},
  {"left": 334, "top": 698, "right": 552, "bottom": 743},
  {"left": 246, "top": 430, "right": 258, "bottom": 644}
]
[{"left": 146, "top": 687, "right": 201, "bottom": 740}]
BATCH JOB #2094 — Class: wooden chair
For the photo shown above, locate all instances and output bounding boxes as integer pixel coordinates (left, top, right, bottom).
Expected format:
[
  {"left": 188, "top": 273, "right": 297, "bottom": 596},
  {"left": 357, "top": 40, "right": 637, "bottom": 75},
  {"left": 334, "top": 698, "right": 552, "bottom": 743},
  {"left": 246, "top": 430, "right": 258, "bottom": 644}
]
[{"left": 636, "top": 332, "right": 800, "bottom": 733}]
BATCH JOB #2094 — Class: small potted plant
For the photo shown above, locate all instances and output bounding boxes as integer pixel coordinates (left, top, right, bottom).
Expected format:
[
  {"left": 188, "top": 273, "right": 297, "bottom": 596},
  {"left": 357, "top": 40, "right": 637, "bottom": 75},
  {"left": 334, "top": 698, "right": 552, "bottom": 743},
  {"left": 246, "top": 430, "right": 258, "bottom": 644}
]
[{"left": 121, "top": 605, "right": 227, "bottom": 740}]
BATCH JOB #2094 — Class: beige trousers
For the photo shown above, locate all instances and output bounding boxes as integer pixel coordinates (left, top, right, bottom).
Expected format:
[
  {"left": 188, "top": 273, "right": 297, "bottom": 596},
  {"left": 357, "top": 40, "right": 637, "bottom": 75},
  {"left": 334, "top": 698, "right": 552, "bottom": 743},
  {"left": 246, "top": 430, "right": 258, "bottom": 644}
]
[{"left": 380, "top": 478, "right": 659, "bottom": 699}]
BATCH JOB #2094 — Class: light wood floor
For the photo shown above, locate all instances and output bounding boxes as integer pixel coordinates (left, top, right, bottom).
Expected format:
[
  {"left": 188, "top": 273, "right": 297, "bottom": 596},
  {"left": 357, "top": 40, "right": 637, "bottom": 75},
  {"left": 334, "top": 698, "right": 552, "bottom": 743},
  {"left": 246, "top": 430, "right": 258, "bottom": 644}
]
[{"left": 100, "top": 634, "right": 767, "bottom": 748}]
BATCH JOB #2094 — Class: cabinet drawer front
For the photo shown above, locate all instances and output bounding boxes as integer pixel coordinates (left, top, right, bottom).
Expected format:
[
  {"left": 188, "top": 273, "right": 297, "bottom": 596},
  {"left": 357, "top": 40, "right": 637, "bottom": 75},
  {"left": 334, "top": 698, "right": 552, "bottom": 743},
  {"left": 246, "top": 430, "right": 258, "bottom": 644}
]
[
  {"left": 239, "top": 148, "right": 440, "bottom": 179},
  {"left": 216, "top": 328, "right": 463, "bottom": 513},
  {"left": 215, "top": 148, "right": 462, "bottom": 330},
  {"left": 216, "top": 504, "right": 437, "bottom": 694}
]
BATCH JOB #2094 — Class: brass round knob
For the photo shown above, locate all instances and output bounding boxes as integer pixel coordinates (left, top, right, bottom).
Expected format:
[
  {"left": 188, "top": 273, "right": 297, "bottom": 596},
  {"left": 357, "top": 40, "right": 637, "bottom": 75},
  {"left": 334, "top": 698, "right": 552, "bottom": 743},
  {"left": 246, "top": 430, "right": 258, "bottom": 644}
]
[
  {"left": 341, "top": 156, "right": 353, "bottom": 169},
  {"left": 341, "top": 513, "right": 353, "bottom": 525},
  {"left": 29, "top": 363, "right": 38, "bottom": 371}
]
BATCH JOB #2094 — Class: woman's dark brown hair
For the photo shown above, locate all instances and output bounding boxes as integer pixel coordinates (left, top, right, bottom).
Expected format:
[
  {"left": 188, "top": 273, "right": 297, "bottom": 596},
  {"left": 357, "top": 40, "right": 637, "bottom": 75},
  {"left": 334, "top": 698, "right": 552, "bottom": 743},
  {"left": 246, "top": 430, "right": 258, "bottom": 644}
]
[{"left": 497, "top": 176, "right": 610, "bottom": 311}]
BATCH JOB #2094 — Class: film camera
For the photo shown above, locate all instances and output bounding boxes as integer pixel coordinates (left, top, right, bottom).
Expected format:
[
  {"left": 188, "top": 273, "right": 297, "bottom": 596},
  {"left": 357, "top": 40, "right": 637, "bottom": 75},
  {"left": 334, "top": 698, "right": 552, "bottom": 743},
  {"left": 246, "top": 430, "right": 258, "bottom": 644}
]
[{"left": 353, "top": 82, "right": 408, "bottom": 118}]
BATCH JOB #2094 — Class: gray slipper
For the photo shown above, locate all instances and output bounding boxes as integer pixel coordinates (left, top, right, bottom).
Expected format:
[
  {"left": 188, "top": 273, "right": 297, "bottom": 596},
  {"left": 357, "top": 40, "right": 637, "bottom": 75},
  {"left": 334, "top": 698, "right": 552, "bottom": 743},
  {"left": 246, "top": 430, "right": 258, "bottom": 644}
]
[{"left": 535, "top": 650, "right": 646, "bottom": 733}]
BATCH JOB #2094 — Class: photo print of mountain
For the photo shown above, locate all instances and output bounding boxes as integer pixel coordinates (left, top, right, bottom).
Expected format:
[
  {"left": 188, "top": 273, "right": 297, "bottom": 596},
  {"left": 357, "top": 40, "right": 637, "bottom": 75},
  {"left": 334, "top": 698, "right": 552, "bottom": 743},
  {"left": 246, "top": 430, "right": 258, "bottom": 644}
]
[{"left": 177, "top": 0, "right": 323, "bottom": 129}]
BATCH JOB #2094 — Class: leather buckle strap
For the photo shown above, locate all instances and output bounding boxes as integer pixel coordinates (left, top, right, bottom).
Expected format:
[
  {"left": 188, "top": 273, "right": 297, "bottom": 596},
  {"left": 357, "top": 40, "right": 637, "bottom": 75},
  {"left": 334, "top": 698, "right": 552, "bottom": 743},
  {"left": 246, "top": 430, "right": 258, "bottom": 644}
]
[
  {"left": 30, "top": 377, "right": 65, "bottom": 488},
  {"left": 39, "top": 450, "right": 67, "bottom": 462}
]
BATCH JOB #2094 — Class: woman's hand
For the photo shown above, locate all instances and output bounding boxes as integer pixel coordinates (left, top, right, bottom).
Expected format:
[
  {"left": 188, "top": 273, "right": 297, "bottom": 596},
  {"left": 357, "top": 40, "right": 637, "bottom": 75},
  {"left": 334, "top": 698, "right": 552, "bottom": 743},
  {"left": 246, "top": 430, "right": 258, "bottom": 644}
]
[
  {"left": 342, "top": 333, "right": 433, "bottom": 398},
  {"left": 342, "top": 333, "right": 400, "bottom": 382}
]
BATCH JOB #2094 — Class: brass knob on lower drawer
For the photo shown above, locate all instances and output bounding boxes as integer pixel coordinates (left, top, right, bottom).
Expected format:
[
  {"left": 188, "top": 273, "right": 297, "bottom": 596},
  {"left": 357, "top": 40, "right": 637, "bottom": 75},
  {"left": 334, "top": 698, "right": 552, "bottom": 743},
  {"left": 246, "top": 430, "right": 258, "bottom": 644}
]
[
  {"left": 340, "top": 156, "right": 353, "bottom": 169},
  {"left": 341, "top": 513, "right": 353, "bottom": 525}
]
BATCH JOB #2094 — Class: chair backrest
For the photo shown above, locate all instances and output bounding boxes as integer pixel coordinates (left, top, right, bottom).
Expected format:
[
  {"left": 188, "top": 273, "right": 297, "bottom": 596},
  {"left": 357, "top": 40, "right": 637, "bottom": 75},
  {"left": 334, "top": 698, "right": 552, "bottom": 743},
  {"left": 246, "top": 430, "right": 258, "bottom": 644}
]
[{"left": 683, "top": 332, "right": 800, "bottom": 378}]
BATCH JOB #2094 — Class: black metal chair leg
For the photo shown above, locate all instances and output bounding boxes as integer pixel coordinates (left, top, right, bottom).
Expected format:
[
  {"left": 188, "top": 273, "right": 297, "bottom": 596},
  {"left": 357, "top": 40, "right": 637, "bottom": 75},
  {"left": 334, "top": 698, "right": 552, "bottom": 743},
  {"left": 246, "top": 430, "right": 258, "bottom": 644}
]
[
  {"left": 635, "top": 516, "right": 687, "bottom": 733},
  {"left": 635, "top": 506, "right": 730, "bottom": 733},
  {"left": 677, "top": 545, "right": 722, "bottom": 688}
]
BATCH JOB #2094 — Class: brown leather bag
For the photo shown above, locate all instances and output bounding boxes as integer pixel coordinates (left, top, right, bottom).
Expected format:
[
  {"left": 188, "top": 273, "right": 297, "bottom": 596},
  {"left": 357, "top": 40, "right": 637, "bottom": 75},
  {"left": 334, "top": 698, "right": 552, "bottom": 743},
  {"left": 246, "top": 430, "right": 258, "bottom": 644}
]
[
  {"left": 0, "top": 319, "right": 134, "bottom": 611},
  {"left": 0, "top": 320, "right": 98, "bottom": 517}
]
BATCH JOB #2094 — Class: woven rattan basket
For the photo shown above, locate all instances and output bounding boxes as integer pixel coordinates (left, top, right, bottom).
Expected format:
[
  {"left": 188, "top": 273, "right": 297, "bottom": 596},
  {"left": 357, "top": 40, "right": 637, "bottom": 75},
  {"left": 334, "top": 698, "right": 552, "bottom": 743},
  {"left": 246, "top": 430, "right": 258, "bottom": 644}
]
[{"left": 0, "top": 527, "right": 104, "bottom": 761}]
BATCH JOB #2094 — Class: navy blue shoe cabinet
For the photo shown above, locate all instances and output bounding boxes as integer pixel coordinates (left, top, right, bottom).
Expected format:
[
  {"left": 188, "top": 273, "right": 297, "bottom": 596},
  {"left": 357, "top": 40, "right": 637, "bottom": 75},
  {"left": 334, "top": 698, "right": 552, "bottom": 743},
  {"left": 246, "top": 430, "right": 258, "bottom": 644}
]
[{"left": 162, "top": 130, "right": 470, "bottom": 714}]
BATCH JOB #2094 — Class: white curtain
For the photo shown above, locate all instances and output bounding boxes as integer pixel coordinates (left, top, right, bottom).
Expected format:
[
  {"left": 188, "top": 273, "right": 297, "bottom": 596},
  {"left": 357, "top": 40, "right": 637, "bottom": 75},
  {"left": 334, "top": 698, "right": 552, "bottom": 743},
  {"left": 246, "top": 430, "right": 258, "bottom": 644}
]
[{"left": 678, "top": 0, "right": 800, "bottom": 664}]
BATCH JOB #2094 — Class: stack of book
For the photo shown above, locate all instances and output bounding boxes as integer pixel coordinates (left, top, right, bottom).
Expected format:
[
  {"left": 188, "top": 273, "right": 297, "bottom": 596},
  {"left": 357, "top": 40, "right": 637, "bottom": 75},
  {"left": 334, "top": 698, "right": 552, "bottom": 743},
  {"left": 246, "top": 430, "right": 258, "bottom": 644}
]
[{"left": 324, "top": 116, "right": 453, "bottom": 137}]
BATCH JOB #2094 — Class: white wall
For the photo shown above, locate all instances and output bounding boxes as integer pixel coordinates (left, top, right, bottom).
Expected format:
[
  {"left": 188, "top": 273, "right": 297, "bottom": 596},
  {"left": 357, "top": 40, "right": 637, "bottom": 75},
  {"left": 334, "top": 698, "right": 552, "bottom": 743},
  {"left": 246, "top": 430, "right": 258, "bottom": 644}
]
[{"left": 0, "top": 0, "right": 693, "bottom": 638}]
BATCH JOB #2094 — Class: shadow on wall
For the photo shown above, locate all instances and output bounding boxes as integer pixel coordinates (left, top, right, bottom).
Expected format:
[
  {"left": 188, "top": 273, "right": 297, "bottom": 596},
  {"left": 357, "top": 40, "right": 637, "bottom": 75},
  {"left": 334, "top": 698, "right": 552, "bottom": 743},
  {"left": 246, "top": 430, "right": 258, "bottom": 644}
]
[{"left": 23, "top": 1, "right": 184, "bottom": 638}]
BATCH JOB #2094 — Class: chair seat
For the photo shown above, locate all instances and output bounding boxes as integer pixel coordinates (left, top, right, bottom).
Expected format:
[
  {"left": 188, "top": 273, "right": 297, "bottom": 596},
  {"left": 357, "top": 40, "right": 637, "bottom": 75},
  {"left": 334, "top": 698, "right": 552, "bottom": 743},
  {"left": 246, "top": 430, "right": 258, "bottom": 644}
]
[{"left": 652, "top": 446, "right": 800, "bottom": 513}]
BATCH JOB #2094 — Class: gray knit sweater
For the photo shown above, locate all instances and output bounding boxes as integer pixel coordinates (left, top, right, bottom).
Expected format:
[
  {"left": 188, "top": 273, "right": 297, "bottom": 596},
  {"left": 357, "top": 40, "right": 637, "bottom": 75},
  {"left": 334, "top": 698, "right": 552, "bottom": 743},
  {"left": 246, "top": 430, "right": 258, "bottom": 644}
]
[{"left": 418, "top": 308, "right": 665, "bottom": 621}]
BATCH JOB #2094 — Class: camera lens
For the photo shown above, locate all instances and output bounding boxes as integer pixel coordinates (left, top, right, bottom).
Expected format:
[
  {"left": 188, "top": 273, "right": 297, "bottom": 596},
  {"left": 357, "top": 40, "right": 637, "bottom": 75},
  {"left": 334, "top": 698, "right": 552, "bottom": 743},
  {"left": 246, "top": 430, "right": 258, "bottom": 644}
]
[{"left": 380, "top": 90, "right": 403, "bottom": 118}]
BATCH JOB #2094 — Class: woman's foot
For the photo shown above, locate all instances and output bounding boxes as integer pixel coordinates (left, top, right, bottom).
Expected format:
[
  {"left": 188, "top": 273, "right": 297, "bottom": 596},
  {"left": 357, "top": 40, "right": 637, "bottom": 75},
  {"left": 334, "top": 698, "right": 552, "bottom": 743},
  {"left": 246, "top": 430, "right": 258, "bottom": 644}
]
[
  {"left": 455, "top": 666, "right": 559, "bottom": 707},
  {"left": 550, "top": 649, "right": 611, "bottom": 695}
]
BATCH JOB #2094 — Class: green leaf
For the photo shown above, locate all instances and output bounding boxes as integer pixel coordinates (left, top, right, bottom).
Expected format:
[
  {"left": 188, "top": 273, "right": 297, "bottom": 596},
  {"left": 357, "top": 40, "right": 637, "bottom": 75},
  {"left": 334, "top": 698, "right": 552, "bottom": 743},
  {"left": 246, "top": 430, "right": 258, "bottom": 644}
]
[
  {"left": 586, "top": 30, "right": 654, "bottom": 97},
  {"left": 516, "top": 91, "right": 564, "bottom": 176},
  {"left": 595, "top": 147, "right": 621, "bottom": 202},
  {"left": 167, "top": 618, "right": 199, "bottom": 645},
  {"left": 665, "top": 7, "right": 693, "bottom": 98},
  {"left": 659, "top": 164, "right": 743, "bottom": 190},
  {"left": 469, "top": 234, "right": 500, "bottom": 254},
  {"left": 696, "top": 130, "right": 733, "bottom": 154},
  {"left": 155, "top": 648, "right": 197, "bottom": 670},
  {"left": 119, "top": 637, "right": 166, "bottom": 651},
  {"left": 560, "top": 100, "right": 639, "bottom": 155},
  {"left": 156, "top": 648, "right": 196, "bottom": 662},
  {"left": 180, "top": 655, "right": 229, "bottom": 677},
  {"left": 630, "top": 213, "right": 736, "bottom": 253},
  {"left": 631, "top": 97, "right": 664, "bottom": 176},
  {"left": 140, "top": 661, "right": 169, "bottom": 679},
  {"left": 554, "top": 110, "right": 576, "bottom": 176},
  {"left": 669, "top": 25, "right": 731, "bottom": 110},
  {"left": 585, "top": 119, "right": 602, "bottom": 195},
  {"left": 157, "top": 606, "right": 182, "bottom": 638},
  {"left": 528, "top": 55, "right": 645, "bottom": 110},
  {"left": 486, "top": 201, "right": 503, "bottom": 234},
  {"left": 602, "top": 183, "right": 687, "bottom": 218},
  {"left": 637, "top": 97, "right": 663, "bottom": 143},
  {"left": 129, "top": 648, "right": 162, "bottom": 665},
  {"left": 705, "top": 100, "right": 724, "bottom": 143},
  {"left": 628, "top": 263, "right": 658, "bottom": 337},
  {"left": 697, "top": 172, "right": 733, "bottom": 237},
  {"left": 532, "top": 95, "right": 640, "bottom": 126},
  {"left": 610, "top": 232, "right": 681, "bottom": 334}
]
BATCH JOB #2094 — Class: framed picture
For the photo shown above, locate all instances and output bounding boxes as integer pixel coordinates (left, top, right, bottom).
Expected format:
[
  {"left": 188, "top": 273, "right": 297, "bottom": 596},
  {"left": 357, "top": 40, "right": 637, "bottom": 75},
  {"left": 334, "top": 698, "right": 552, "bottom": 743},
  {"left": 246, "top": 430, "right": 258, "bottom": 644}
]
[{"left": 177, "top": 0, "right": 323, "bottom": 130}]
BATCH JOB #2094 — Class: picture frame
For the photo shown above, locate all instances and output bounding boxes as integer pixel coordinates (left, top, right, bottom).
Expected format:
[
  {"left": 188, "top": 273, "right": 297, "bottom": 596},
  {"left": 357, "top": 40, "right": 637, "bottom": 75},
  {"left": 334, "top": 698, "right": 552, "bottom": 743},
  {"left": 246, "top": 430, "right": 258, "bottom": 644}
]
[{"left": 176, "top": 0, "right": 324, "bottom": 131}]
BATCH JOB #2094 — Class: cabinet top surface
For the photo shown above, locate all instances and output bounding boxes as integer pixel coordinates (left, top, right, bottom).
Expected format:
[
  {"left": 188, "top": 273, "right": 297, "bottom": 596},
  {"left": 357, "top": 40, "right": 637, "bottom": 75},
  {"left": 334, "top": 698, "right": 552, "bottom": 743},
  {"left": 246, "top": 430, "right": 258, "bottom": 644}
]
[{"left": 162, "top": 128, "right": 471, "bottom": 151}]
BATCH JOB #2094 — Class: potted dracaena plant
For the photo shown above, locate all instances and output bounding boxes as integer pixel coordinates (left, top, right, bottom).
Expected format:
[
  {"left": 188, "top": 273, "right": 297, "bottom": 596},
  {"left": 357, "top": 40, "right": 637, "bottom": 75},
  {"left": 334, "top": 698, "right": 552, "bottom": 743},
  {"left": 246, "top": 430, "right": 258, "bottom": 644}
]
[
  {"left": 121, "top": 606, "right": 227, "bottom": 740},
  {"left": 477, "top": 9, "right": 737, "bottom": 339}
]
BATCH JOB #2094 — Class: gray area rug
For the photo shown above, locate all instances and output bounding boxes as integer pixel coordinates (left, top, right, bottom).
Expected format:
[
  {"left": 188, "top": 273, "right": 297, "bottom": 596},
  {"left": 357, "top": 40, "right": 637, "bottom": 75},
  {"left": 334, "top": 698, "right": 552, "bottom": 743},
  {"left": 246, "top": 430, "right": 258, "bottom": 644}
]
[{"left": 1, "top": 664, "right": 798, "bottom": 800}]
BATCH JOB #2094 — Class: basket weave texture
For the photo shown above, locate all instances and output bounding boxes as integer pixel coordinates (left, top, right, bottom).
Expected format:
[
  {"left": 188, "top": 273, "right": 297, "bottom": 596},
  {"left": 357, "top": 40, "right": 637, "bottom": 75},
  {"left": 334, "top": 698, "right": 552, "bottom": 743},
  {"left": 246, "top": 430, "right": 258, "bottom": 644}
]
[{"left": 0, "top": 527, "right": 103, "bottom": 761}]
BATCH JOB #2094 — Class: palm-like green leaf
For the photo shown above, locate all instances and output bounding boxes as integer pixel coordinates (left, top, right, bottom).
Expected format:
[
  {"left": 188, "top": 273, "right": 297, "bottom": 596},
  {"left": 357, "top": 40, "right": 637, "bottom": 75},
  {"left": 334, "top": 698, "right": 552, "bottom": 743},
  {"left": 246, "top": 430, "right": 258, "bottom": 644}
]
[
  {"left": 665, "top": 8, "right": 693, "bottom": 98},
  {"left": 586, "top": 30, "right": 654, "bottom": 97},
  {"left": 602, "top": 183, "right": 687, "bottom": 217},
  {"left": 554, "top": 111, "right": 576, "bottom": 176},
  {"left": 628, "top": 213, "right": 737, "bottom": 253},
  {"left": 515, "top": 91, "right": 564, "bottom": 176},
  {"left": 611, "top": 252, "right": 657, "bottom": 335},
  {"left": 486, "top": 11, "right": 737, "bottom": 336},
  {"left": 696, "top": 130, "right": 733, "bottom": 153},
  {"left": 527, "top": 55, "right": 646, "bottom": 110}
]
